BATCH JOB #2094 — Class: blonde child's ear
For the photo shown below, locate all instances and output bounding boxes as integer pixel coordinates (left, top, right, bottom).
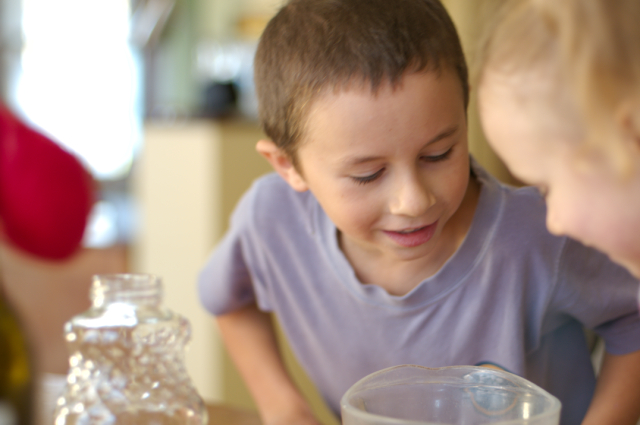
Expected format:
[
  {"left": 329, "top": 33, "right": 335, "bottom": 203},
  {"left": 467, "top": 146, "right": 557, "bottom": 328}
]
[{"left": 256, "top": 139, "right": 309, "bottom": 192}]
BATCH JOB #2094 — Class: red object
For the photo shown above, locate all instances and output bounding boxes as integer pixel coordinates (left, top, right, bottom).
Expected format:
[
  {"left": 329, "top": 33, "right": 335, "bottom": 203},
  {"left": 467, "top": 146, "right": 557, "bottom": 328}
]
[{"left": 0, "top": 104, "right": 94, "bottom": 260}]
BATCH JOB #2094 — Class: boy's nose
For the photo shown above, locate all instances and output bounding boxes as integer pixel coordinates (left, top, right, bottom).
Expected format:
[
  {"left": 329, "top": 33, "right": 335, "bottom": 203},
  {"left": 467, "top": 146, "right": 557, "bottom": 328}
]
[{"left": 388, "top": 172, "right": 435, "bottom": 217}]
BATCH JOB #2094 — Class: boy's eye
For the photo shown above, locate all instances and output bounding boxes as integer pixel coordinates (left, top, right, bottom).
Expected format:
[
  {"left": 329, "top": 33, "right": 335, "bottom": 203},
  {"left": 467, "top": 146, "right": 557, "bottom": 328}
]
[
  {"left": 351, "top": 168, "right": 384, "bottom": 185},
  {"left": 423, "top": 147, "right": 453, "bottom": 162}
]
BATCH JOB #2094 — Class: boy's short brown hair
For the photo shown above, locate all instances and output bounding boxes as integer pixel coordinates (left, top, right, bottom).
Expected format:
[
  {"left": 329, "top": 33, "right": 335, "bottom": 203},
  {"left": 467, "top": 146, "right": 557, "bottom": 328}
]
[{"left": 254, "top": 0, "right": 469, "bottom": 165}]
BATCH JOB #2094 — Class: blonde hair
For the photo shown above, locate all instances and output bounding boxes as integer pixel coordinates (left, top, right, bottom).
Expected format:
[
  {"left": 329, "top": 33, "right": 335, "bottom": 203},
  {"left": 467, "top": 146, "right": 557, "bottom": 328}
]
[{"left": 475, "top": 0, "right": 640, "bottom": 170}]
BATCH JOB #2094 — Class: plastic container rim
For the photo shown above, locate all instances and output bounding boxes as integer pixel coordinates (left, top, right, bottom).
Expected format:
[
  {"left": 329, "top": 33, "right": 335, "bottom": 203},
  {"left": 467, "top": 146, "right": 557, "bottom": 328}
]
[{"left": 340, "top": 364, "right": 562, "bottom": 425}]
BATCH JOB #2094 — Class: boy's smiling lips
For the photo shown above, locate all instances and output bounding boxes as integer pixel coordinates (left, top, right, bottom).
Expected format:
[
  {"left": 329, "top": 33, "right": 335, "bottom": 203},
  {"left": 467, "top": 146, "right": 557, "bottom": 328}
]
[{"left": 383, "top": 221, "right": 438, "bottom": 248}]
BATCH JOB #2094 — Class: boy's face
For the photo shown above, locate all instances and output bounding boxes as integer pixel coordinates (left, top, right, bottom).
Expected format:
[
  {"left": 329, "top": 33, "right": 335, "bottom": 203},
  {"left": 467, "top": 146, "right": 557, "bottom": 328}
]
[
  {"left": 285, "top": 71, "right": 474, "bottom": 268},
  {"left": 479, "top": 71, "right": 640, "bottom": 278}
]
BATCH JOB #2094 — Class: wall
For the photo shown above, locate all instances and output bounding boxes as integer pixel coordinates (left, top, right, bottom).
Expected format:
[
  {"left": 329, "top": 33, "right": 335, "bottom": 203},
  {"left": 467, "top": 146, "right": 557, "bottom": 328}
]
[
  {"left": 131, "top": 121, "right": 225, "bottom": 402},
  {"left": 442, "top": 0, "right": 517, "bottom": 185}
]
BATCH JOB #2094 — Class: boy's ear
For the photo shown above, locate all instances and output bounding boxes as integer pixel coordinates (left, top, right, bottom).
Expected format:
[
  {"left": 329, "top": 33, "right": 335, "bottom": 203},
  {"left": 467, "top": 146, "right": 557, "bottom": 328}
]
[{"left": 256, "top": 139, "right": 309, "bottom": 192}]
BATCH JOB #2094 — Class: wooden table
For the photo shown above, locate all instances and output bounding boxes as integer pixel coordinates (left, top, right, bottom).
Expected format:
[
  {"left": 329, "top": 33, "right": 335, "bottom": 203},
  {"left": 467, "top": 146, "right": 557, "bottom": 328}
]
[{"left": 207, "top": 403, "right": 262, "bottom": 425}]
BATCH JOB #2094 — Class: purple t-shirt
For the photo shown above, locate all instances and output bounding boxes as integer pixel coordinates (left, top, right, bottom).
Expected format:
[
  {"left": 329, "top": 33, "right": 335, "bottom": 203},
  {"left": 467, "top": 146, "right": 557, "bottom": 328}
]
[{"left": 198, "top": 159, "right": 640, "bottom": 425}]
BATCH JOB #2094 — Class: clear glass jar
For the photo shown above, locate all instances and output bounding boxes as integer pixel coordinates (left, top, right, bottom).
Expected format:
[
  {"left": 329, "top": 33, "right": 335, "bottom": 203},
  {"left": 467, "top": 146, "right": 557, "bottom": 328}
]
[{"left": 53, "top": 274, "right": 207, "bottom": 425}]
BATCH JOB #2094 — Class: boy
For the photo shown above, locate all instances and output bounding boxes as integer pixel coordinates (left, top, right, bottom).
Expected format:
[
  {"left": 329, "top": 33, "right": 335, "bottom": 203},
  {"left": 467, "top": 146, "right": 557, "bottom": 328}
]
[{"left": 198, "top": 0, "right": 640, "bottom": 424}]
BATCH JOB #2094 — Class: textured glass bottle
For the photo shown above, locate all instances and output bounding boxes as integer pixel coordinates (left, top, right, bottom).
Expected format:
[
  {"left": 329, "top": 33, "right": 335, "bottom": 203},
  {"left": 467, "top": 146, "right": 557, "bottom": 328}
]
[{"left": 53, "top": 274, "right": 207, "bottom": 425}]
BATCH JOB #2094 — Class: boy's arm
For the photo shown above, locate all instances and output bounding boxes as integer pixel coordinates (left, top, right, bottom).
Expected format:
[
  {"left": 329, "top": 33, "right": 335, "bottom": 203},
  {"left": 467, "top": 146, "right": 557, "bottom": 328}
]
[
  {"left": 581, "top": 350, "right": 640, "bottom": 425},
  {"left": 215, "top": 303, "right": 322, "bottom": 425}
]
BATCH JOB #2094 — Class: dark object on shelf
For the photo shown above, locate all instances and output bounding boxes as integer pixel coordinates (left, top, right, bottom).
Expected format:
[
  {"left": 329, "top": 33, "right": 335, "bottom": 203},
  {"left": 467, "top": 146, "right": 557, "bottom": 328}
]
[{"left": 202, "top": 82, "right": 238, "bottom": 118}]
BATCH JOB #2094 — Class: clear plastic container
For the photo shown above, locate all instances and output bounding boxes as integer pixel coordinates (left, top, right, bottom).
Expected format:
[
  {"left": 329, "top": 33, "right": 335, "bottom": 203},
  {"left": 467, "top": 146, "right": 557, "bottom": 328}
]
[
  {"left": 53, "top": 274, "right": 207, "bottom": 425},
  {"left": 341, "top": 365, "right": 561, "bottom": 425}
]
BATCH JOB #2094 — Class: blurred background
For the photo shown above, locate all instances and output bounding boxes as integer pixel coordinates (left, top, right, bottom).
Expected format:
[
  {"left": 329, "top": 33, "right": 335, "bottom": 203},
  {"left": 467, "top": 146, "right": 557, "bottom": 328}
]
[{"left": 0, "top": 1, "right": 514, "bottom": 424}]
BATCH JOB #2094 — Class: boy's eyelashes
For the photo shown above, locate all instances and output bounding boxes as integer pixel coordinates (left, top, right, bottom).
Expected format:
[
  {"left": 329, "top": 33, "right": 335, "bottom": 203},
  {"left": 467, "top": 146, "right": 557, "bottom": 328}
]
[
  {"left": 421, "top": 147, "right": 453, "bottom": 163},
  {"left": 352, "top": 168, "right": 384, "bottom": 185},
  {"left": 350, "top": 148, "right": 454, "bottom": 185}
]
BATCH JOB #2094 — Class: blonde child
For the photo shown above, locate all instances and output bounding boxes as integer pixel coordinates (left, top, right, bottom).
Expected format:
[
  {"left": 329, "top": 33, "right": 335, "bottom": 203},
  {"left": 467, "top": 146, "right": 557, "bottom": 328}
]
[
  {"left": 477, "top": 0, "right": 640, "bottom": 279},
  {"left": 199, "top": 0, "right": 640, "bottom": 424},
  {"left": 477, "top": 2, "right": 640, "bottom": 423}
]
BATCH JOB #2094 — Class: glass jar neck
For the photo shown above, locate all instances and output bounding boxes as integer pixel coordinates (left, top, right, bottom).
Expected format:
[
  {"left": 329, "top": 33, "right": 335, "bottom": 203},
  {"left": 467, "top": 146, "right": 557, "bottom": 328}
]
[{"left": 91, "top": 273, "right": 162, "bottom": 307}]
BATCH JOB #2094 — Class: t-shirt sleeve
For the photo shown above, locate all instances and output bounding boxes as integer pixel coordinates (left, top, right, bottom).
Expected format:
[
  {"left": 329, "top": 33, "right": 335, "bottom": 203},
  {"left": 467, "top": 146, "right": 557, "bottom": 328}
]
[
  {"left": 551, "top": 238, "right": 640, "bottom": 355},
  {"left": 197, "top": 182, "right": 270, "bottom": 316}
]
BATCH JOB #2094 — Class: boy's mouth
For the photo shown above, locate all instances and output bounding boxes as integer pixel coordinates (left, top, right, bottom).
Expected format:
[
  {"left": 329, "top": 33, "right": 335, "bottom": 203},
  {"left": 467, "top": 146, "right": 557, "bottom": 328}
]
[{"left": 383, "top": 222, "right": 438, "bottom": 248}]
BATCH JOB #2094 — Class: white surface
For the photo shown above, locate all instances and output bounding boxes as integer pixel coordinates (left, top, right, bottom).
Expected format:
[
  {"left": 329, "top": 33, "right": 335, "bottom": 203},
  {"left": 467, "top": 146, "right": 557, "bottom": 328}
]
[{"left": 39, "top": 373, "right": 66, "bottom": 425}]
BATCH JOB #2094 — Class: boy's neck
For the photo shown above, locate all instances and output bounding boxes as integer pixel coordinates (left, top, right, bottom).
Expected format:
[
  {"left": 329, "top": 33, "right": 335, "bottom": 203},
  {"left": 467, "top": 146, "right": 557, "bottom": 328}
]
[{"left": 341, "top": 173, "right": 481, "bottom": 297}]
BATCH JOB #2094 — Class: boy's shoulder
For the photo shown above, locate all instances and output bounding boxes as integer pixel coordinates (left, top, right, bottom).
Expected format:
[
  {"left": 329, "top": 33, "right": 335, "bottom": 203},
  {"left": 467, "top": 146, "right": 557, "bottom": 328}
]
[
  {"left": 501, "top": 184, "right": 548, "bottom": 222},
  {"left": 495, "top": 181, "right": 553, "bottom": 244},
  {"left": 233, "top": 171, "right": 318, "bottom": 230},
  {"left": 248, "top": 172, "right": 313, "bottom": 207},
  {"left": 473, "top": 159, "right": 548, "bottom": 229},
  {"left": 250, "top": 171, "right": 292, "bottom": 194},
  {"left": 471, "top": 159, "right": 566, "bottom": 264}
]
